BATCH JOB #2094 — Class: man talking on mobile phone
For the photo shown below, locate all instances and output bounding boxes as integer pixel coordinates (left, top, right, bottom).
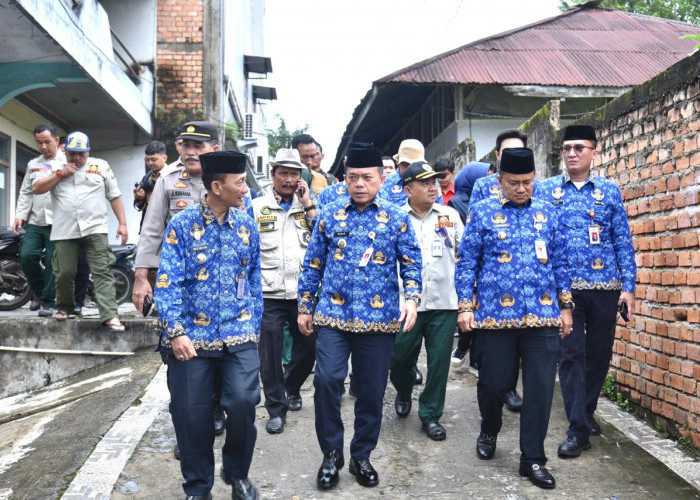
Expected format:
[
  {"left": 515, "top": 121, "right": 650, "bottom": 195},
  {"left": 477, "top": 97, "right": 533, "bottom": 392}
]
[{"left": 251, "top": 148, "right": 317, "bottom": 435}]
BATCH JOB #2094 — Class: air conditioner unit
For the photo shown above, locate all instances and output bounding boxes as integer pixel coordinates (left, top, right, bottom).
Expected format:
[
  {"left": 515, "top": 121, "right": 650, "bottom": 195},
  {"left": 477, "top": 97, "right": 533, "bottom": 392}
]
[{"left": 244, "top": 114, "right": 254, "bottom": 139}]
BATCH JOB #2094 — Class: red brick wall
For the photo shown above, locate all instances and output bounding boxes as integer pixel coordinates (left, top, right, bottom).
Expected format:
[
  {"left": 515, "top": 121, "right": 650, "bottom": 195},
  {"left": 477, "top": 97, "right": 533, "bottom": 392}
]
[
  {"left": 583, "top": 52, "right": 700, "bottom": 446},
  {"left": 156, "top": 0, "right": 204, "bottom": 136}
]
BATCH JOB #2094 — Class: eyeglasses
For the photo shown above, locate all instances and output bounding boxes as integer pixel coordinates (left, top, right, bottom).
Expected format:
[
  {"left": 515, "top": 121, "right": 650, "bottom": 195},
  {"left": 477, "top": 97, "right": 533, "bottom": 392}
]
[
  {"left": 300, "top": 153, "right": 320, "bottom": 161},
  {"left": 562, "top": 144, "right": 594, "bottom": 154}
]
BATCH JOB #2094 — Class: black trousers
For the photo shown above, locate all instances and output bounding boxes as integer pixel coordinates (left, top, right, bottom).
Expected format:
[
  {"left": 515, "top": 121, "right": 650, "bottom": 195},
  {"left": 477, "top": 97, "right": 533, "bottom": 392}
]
[
  {"left": 476, "top": 327, "right": 559, "bottom": 466},
  {"left": 167, "top": 348, "right": 260, "bottom": 496},
  {"left": 258, "top": 298, "right": 316, "bottom": 417},
  {"left": 559, "top": 289, "right": 620, "bottom": 438}
]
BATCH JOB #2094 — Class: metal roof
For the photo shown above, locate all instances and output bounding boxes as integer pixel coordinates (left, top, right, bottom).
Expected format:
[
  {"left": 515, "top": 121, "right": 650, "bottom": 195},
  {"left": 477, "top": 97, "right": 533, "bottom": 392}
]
[{"left": 379, "top": 7, "right": 700, "bottom": 88}]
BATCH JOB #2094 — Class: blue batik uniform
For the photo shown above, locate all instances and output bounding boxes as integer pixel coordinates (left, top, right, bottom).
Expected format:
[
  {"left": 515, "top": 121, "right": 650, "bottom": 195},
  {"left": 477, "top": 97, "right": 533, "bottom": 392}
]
[
  {"left": 378, "top": 171, "right": 443, "bottom": 206},
  {"left": 298, "top": 194, "right": 422, "bottom": 461},
  {"left": 155, "top": 196, "right": 262, "bottom": 495},
  {"left": 535, "top": 171, "right": 636, "bottom": 441},
  {"left": 155, "top": 197, "right": 262, "bottom": 353},
  {"left": 534, "top": 173, "right": 636, "bottom": 292},
  {"left": 467, "top": 175, "right": 502, "bottom": 211},
  {"left": 298, "top": 197, "right": 422, "bottom": 332},
  {"left": 318, "top": 180, "right": 349, "bottom": 207},
  {"left": 456, "top": 197, "right": 571, "bottom": 328}
]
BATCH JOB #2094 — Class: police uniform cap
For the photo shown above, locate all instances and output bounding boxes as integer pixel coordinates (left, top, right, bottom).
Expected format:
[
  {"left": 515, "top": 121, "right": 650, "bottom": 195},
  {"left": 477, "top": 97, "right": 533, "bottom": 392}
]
[
  {"left": 199, "top": 151, "right": 247, "bottom": 174},
  {"left": 401, "top": 161, "right": 446, "bottom": 185},
  {"left": 499, "top": 148, "right": 535, "bottom": 175},
  {"left": 562, "top": 125, "right": 597, "bottom": 143},
  {"left": 346, "top": 147, "right": 383, "bottom": 168},
  {"left": 177, "top": 121, "right": 219, "bottom": 142}
]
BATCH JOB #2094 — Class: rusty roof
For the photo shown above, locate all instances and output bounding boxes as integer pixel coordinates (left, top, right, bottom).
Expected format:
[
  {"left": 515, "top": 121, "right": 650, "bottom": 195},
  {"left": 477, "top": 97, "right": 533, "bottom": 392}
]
[{"left": 379, "top": 6, "right": 699, "bottom": 87}]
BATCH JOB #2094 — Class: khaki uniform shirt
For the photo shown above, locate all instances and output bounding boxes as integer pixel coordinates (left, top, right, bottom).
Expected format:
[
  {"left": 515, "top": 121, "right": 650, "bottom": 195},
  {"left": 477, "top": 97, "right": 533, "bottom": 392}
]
[
  {"left": 15, "top": 152, "right": 66, "bottom": 226},
  {"left": 252, "top": 186, "right": 312, "bottom": 300},
  {"left": 135, "top": 166, "right": 204, "bottom": 269},
  {"left": 402, "top": 202, "right": 464, "bottom": 312},
  {"left": 49, "top": 157, "right": 121, "bottom": 241}
]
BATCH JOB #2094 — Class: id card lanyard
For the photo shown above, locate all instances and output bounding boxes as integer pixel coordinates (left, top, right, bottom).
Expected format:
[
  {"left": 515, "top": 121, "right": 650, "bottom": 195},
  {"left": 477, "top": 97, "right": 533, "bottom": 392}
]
[
  {"left": 588, "top": 210, "right": 600, "bottom": 245},
  {"left": 358, "top": 231, "right": 376, "bottom": 267},
  {"left": 534, "top": 223, "right": 548, "bottom": 263}
]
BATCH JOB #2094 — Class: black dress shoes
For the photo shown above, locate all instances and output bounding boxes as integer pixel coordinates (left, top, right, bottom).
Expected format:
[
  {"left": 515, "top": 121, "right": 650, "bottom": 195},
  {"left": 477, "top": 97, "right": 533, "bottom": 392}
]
[
  {"left": 265, "top": 416, "right": 285, "bottom": 434},
  {"left": 476, "top": 432, "right": 497, "bottom": 460},
  {"left": 349, "top": 457, "right": 379, "bottom": 487},
  {"left": 288, "top": 394, "right": 302, "bottom": 411},
  {"left": 557, "top": 435, "right": 591, "bottom": 458},
  {"left": 394, "top": 394, "right": 411, "bottom": 417},
  {"left": 185, "top": 494, "right": 212, "bottom": 500},
  {"left": 414, "top": 366, "right": 423, "bottom": 385},
  {"left": 174, "top": 443, "right": 181, "bottom": 460},
  {"left": 519, "top": 463, "right": 555, "bottom": 489},
  {"left": 504, "top": 389, "right": 523, "bottom": 412},
  {"left": 588, "top": 415, "right": 602, "bottom": 436},
  {"left": 317, "top": 450, "right": 344, "bottom": 490},
  {"left": 422, "top": 421, "right": 446, "bottom": 441},
  {"left": 231, "top": 478, "right": 259, "bottom": 500},
  {"left": 213, "top": 404, "right": 226, "bottom": 436}
]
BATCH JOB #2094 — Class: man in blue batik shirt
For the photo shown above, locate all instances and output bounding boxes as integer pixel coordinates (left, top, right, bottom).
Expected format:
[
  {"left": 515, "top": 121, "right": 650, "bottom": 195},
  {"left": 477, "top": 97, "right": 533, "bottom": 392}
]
[
  {"left": 535, "top": 125, "right": 636, "bottom": 459},
  {"left": 297, "top": 147, "right": 422, "bottom": 491},
  {"left": 155, "top": 151, "right": 261, "bottom": 500},
  {"left": 456, "top": 148, "right": 573, "bottom": 490}
]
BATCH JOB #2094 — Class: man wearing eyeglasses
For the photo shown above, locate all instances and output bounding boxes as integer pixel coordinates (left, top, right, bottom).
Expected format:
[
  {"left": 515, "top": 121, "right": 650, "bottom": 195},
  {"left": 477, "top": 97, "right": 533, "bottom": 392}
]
[
  {"left": 390, "top": 161, "right": 464, "bottom": 442},
  {"left": 535, "top": 125, "right": 636, "bottom": 459},
  {"left": 292, "top": 134, "right": 329, "bottom": 195}
]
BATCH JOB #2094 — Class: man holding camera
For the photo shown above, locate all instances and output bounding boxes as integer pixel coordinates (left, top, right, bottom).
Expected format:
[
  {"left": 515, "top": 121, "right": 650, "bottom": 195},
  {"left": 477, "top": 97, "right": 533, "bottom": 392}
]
[
  {"left": 133, "top": 140, "right": 168, "bottom": 227},
  {"left": 535, "top": 125, "right": 636, "bottom": 458},
  {"left": 252, "top": 149, "right": 317, "bottom": 435}
]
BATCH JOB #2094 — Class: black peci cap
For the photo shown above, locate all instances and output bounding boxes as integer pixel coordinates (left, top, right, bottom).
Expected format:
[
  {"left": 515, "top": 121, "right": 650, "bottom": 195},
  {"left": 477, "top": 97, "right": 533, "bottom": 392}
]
[
  {"left": 199, "top": 151, "right": 247, "bottom": 174},
  {"left": 499, "top": 148, "right": 535, "bottom": 175},
  {"left": 562, "top": 125, "right": 597, "bottom": 143},
  {"left": 346, "top": 147, "right": 383, "bottom": 168}
]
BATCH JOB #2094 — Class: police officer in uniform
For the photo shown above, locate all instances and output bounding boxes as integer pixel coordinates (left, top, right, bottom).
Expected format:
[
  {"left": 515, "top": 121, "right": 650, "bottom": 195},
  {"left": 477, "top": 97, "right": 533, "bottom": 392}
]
[
  {"left": 131, "top": 121, "right": 227, "bottom": 448},
  {"left": 252, "top": 148, "right": 317, "bottom": 434},
  {"left": 390, "top": 161, "right": 464, "bottom": 441},
  {"left": 297, "top": 147, "right": 422, "bottom": 490},
  {"left": 536, "top": 125, "right": 636, "bottom": 458},
  {"left": 456, "top": 148, "right": 573, "bottom": 489},
  {"left": 155, "top": 151, "right": 261, "bottom": 500}
]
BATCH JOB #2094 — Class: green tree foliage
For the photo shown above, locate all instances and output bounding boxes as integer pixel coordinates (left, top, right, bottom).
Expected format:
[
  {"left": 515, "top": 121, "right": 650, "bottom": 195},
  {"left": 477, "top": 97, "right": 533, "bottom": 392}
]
[
  {"left": 559, "top": 0, "right": 700, "bottom": 25},
  {"left": 266, "top": 116, "right": 309, "bottom": 157}
]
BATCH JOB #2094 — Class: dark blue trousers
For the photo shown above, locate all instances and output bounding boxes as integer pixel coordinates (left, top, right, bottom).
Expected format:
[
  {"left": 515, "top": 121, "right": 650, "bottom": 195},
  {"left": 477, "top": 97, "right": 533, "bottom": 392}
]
[
  {"left": 477, "top": 327, "right": 559, "bottom": 466},
  {"left": 314, "top": 327, "right": 395, "bottom": 460},
  {"left": 167, "top": 348, "right": 260, "bottom": 496},
  {"left": 559, "top": 289, "right": 620, "bottom": 438}
]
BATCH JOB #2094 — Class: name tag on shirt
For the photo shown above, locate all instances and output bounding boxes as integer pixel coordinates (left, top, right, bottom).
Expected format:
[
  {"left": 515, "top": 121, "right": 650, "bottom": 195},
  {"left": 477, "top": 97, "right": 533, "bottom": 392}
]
[
  {"left": 589, "top": 225, "right": 601, "bottom": 245},
  {"left": 359, "top": 246, "right": 373, "bottom": 267},
  {"left": 535, "top": 239, "right": 548, "bottom": 262},
  {"left": 432, "top": 239, "right": 443, "bottom": 257}
]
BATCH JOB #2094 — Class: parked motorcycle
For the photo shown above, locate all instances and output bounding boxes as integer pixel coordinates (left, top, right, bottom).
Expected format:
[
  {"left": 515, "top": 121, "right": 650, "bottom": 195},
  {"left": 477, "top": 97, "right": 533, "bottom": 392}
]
[
  {"left": 0, "top": 227, "right": 31, "bottom": 310},
  {"left": 0, "top": 227, "right": 136, "bottom": 310}
]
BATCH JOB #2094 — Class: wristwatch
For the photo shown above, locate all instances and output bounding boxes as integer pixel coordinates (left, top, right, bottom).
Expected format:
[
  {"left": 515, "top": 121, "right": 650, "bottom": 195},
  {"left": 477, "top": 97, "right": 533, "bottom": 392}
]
[
  {"left": 303, "top": 204, "right": 316, "bottom": 212},
  {"left": 560, "top": 302, "right": 575, "bottom": 310}
]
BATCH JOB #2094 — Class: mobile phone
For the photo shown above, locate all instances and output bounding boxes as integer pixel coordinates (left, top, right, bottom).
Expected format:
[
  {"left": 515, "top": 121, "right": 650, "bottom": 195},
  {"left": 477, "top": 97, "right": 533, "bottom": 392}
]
[
  {"left": 296, "top": 185, "right": 306, "bottom": 198},
  {"left": 619, "top": 302, "right": 629, "bottom": 322},
  {"left": 142, "top": 295, "right": 154, "bottom": 317}
]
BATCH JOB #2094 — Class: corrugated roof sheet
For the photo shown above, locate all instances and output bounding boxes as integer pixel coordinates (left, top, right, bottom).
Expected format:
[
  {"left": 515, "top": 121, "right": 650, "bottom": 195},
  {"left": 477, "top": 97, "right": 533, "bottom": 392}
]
[{"left": 379, "top": 7, "right": 699, "bottom": 87}]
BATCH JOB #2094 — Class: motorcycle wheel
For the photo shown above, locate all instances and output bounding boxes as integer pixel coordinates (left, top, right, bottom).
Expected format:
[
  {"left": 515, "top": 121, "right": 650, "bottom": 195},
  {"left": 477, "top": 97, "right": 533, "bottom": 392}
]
[
  {"left": 112, "top": 266, "right": 133, "bottom": 305},
  {"left": 0, "top": 256, "right": 32, "bottom": 311}
]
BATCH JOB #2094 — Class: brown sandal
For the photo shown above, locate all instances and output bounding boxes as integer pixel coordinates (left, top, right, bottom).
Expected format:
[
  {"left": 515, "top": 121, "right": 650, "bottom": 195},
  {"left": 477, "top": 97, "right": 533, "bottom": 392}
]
[{"left": 52, "top": 311, "right": 69, "bottom": 321}]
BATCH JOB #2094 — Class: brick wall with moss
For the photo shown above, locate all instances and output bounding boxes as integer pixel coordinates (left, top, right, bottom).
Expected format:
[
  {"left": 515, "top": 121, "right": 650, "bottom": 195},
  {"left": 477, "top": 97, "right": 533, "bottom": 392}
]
[{"left": 573, "top": 51, "right": 700, "bottom": 447}]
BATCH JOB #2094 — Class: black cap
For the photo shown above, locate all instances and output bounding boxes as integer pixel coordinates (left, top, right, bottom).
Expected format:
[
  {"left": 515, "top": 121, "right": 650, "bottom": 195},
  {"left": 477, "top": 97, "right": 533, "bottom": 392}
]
[
  {"left": 199, "top": 151, "right": 247, "bottom": 174},
  {"left": 563, "top": 125, "right": 596, "bottom": 143},
  {"left": 401, "top": 161, "right": 446, "bottom": 185},
  {"left": 499, "top": 148, "right": 535, "bottom": 174},
  {"left": 346, "top": 147, "right": 383, "bottom": 168},
  {"left": 177, "top": 121, "right": 219, "bottom": 142}
]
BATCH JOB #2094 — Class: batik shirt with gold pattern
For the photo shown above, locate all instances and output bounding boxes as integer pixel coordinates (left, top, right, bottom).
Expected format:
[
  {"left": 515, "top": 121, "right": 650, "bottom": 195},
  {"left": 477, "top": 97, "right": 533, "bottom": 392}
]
[
  {"left": 155, "top": 197, "right": 262, "bottom": 354},
  {"left": 535, "top": 173, "right": 636, "bottom": 292},
  {"left": 297, "top": 197, "right": 422, "bottom": 334},
  {"left": 456, "top": 197, "right": 571, "bottom": 329}
]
